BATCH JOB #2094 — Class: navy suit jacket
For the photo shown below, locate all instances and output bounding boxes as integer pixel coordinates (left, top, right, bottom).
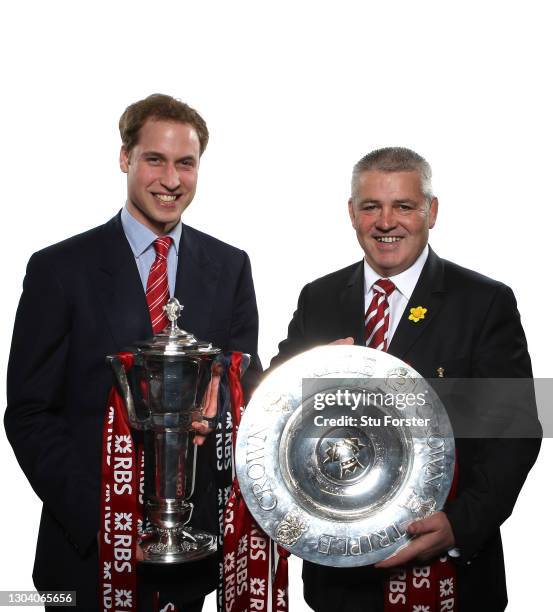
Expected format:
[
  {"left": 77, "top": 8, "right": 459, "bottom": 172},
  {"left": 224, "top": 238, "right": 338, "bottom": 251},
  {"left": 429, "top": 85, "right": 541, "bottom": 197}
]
[
  {"left": 271, "top": 247, "right": 540, "bottom": 612},
  {"left": 5, "top": 213, "right": 261, "bottom": 609}
]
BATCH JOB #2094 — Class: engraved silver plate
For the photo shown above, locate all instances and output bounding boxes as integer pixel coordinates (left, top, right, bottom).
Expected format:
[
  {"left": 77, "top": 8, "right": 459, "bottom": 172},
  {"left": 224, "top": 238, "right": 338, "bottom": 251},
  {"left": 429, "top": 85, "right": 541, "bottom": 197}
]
[{"left": 235, "top": 346, "right": 455, "bottom": 567}]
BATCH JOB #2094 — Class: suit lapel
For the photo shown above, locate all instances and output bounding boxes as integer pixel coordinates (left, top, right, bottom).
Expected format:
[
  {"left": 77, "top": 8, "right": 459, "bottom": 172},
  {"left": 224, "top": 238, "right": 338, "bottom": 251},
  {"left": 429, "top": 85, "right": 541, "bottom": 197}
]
[
  {"left": 174, "top": 224, "right": 220, "bottom": 337},
  {"left": 388, "top": 247, "right": 446, "bottom": 360},
  {"left": 95, "top": 213, "right": 152, "bottom": 348},
  {"left": 339, "top": 261, "right": 366, "bottom": 345}
]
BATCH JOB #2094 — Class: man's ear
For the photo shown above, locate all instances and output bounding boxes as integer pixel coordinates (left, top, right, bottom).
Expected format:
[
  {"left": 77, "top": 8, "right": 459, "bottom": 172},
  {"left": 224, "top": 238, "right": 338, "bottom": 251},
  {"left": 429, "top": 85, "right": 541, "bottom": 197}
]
[
  {"left": 348, "top": 198, "right": 355, "bottom": 226},
  {"left": 428, "top": 197, "right": 439, "bottom": 229},
  {"left": 119, "top": 146, "right": 130, "bottom": 173}
]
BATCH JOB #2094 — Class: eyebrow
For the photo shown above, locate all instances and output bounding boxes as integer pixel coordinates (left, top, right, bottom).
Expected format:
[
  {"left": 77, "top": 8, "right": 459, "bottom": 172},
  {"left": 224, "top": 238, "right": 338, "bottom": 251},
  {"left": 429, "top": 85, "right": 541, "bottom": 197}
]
[
  {"left": 141, "top": 150, "right": 164, "bottom": 158},
  {"left": 141, "top": 151, "right": 197, "bottom": 163},
  {"left": 358, "top": 198, "right": 417, "bottom": 205}
]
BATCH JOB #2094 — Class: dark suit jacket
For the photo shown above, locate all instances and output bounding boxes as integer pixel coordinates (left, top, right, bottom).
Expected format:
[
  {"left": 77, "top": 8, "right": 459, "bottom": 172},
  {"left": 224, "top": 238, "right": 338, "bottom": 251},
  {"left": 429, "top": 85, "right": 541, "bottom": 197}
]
[
  {"left": 271, "top": 247, "right": 540, "bottom": 612},
  {"left": 5, "top": 213, "right": 262, "bottom": 610}
]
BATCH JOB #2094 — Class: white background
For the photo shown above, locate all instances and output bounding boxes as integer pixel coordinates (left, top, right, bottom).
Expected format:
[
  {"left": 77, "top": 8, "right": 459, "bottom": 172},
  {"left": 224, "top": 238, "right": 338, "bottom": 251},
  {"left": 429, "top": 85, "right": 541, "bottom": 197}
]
[{"left": 1, "top": 1, "right": 551, "bottom": 609}]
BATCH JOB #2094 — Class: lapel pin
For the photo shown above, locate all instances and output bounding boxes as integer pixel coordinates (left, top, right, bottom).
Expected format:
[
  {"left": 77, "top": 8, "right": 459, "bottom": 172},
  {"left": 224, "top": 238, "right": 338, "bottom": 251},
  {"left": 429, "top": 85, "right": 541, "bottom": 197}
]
[
  {"left": 437, "top": 367, "right": 445, "bottom": 378},
  {"left": 408, "top": 306, "right": 428, "bottom": 323}
]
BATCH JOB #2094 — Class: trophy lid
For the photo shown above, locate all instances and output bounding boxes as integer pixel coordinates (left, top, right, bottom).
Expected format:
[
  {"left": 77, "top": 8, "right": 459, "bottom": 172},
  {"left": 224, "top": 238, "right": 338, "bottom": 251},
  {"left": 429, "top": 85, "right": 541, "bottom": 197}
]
[{"left": 133, "top": 298, "right": 221, "bottom": 357}]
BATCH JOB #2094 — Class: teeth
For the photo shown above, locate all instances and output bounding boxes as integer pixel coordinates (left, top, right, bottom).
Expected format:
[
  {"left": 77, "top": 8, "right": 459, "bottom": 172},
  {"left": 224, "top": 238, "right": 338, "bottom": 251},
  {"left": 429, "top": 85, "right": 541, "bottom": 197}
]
[
  {"left": 155, "top": 194, "right": 177, "bottom": 202},
  {"left": 376, "top": 236, "right": 401, "bottom": 243}
]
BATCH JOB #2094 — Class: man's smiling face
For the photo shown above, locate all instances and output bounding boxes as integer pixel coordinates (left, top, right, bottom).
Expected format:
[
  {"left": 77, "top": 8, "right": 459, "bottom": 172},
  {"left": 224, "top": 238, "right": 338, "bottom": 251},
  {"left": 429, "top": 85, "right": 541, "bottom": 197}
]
[
  {"left": 348, "top": 170, "right": 438, "bottom": 277},
  {"left": 120, "top": 118, "right": 201, "bottom": 235}
]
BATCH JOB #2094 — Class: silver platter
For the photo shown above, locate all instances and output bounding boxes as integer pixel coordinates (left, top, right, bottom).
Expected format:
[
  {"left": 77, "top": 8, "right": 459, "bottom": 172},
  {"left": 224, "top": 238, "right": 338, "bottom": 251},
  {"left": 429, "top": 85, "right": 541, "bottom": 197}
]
[{"left": 236, "top": 346, "right": 455, "bottom": 567}]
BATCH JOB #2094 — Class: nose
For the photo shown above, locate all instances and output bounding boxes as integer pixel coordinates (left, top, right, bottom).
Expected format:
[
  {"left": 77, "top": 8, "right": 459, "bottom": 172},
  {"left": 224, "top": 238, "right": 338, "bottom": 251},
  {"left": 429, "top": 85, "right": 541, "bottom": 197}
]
[
  {"left": 160, "top": 164, "right": 180, "bottom": 191},
  {"left": 375, "top": 205, "right": 396, "bottom": 231}
]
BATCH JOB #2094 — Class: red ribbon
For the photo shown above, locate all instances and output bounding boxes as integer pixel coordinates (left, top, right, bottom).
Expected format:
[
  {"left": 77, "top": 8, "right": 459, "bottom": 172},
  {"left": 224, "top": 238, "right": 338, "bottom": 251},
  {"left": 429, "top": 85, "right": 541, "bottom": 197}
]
[
  {"left": 272, "top": 545, "right": 291, "bottom": 612},
  {"left": 222, "top": 353, "right": 274, "bottom": 612},
  {"left": 99, "top": 352, "right": 140, "bottom": 612},
  {"left": 384, "top": 452, "right": 459, "bottom": 612},
  {"left": 99, "top": 353, "right": 180, "bottom": 612}
]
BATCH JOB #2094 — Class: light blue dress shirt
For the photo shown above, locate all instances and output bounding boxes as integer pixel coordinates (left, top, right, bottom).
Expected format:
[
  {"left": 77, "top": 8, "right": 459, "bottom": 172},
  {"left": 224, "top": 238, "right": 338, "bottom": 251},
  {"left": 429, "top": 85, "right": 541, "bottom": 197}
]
[{"left": 121, "top": 205, "right": 182, "bottom": 296}]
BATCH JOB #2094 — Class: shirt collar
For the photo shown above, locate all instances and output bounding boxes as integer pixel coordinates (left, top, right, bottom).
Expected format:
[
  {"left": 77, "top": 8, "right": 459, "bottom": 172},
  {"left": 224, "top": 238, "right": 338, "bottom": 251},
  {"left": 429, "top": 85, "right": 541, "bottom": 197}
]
[
  {"left": 121, "top": 205, "right": 182, "bottom": 257},
  {"left": 363, "top": 244, "right": 429, "bottom": 300}
]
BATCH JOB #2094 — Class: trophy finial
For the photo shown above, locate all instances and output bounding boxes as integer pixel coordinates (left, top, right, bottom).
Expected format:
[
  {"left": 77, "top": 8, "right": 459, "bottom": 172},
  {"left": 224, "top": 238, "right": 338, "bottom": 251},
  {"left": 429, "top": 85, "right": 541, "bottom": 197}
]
[{"left": 163, "top": 298, "right": 184, "bottom": 336}]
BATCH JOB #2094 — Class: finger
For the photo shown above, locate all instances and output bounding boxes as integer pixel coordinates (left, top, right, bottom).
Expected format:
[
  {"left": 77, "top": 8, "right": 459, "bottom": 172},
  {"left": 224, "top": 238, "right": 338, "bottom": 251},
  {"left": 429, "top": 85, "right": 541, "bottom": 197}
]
[
  {"left": 193, "top": 434, "right": 206, "bottom": 446},
  {"left": 191, "top": 421, "right": 212, "bottom": 435},
  {"left": 201, "top": 381, "right": 214, "bottom": 414},
  {"left": 408, "top": 512, "right": 451, "bottom": 541},
  {"left": 375, "top": 537, "right": 429, "bottom": 568},
  {"left": 329, "top": 337, "right": 355, "bottom": 345},
  {"left": 191, "top": 414, "right": 216, "bottom": 449},
  {"left": 407, "top": 510, "right": 446, "bottom": 535},
  {"left": 407, "top": 517, "right": 431, "bottom": 536},
  {"left": 203, "top": 375, "right": 221, "bottom": 418}
]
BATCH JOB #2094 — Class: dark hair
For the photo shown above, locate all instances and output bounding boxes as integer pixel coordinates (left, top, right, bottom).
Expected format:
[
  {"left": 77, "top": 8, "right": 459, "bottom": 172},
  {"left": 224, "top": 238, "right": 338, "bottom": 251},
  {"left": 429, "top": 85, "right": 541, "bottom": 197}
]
[{"left": 119, "top": 93, "right": 209, "bottom": 155}]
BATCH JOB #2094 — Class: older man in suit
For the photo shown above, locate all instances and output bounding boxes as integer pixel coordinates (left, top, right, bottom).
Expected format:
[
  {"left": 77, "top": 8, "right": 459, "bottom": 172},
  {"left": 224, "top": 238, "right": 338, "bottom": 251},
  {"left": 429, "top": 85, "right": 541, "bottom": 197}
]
[
  {"left": 271, "top": 147, "right": 540, "bottom": 611},
  {"left": 5, "top": 94, "right": 261, "bottom": 611}
]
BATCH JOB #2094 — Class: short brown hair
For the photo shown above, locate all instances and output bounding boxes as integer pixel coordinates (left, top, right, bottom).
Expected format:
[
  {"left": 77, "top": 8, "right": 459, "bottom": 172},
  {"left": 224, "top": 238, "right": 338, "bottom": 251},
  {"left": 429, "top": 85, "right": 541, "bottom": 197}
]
[{"left": 119, "top": 93, "right": 209, "bottom": 155}]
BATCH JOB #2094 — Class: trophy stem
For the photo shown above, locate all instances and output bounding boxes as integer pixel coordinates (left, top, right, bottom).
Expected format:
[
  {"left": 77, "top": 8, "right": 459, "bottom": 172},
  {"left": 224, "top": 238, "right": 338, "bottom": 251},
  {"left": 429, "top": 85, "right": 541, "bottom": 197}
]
[{"left": 141, "top": 429, "right": 217, "bottom": 563}]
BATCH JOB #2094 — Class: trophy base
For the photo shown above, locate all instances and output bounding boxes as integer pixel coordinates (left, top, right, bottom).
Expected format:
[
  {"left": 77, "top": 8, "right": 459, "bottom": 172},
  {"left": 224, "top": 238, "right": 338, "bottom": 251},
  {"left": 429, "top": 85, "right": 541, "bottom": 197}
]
[{"left": 140, "top": 527, "right": 217, "bottom": 564}]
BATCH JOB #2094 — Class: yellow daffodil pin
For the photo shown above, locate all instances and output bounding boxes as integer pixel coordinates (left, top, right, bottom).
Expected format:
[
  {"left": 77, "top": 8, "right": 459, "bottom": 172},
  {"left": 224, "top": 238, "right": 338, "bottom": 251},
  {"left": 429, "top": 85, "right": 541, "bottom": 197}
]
[{"left": 408, "top": 306, "right": 427, "bottom": 323}]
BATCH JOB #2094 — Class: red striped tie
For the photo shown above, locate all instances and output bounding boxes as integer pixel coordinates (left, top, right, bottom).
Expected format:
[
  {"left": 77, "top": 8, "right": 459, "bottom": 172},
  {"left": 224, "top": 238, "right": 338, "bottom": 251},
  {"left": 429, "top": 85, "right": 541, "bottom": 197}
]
[
  {"left": 146, "top": 236, "right": 172, "bottom": 334},
  {"left": 365, "top": 279, "right": 396, "bottom": 351}
]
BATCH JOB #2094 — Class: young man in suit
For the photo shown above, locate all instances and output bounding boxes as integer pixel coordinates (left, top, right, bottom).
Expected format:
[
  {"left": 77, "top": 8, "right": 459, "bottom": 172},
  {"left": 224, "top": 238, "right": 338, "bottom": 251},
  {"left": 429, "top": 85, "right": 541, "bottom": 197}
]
[
  {"left": 271, "top": 147, "right": 540, "bottom": 611},
  {"left": 5, "top": 94, "right": 261, "bottom": 611}
]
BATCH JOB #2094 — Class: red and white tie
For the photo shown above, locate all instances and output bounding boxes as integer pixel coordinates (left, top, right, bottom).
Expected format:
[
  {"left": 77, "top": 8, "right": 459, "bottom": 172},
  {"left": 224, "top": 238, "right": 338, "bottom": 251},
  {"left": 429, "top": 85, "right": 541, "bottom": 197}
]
[
  {"left": 364, "top": 279, "right": 396, "bottom": 351},
  {"left": 146, "top": 236, "right": 172, "bottom": 333}
]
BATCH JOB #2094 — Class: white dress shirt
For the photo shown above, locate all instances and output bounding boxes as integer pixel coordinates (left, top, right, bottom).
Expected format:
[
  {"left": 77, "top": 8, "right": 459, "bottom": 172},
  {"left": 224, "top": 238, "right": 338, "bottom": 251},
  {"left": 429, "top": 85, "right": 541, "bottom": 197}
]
[{"left": 363, "top": 245, "right": 429, "bottom": 344}]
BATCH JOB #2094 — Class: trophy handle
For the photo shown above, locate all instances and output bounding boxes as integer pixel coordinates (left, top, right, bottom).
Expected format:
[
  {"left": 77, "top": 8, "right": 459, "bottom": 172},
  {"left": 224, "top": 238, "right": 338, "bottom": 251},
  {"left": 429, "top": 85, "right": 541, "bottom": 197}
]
[
  {"left": 211, "top": 352, "right": 251, "bottom": 376},
  {"left": 184, "top": 439, "right": 198, "bottom": 502},
  {"left": 106, "top": 354, "right": 149, "bottom": 430},
  {"left": 240, "top": 353, "right": 251, "bottom": 376}
]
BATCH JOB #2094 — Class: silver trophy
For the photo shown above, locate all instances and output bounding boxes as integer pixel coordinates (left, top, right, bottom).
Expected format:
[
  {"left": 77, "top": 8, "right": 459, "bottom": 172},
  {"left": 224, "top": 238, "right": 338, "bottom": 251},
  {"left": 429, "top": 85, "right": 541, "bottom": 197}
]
[
  {"left": 107, "top": 298, "right": 220, "bottom": 564},
  {"left": 236, "top": 345, "right": 455, "bottom": 567}
]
